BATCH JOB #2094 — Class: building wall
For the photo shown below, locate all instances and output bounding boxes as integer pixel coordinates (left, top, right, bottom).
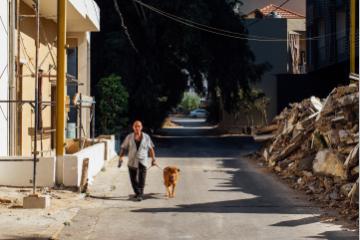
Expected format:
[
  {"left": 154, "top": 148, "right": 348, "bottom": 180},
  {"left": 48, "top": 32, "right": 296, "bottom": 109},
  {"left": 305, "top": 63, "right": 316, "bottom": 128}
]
[
  {"left": 307, "top": 0, "right": 359, "bottom": 72},
  {"left": 19, "top": 2, "right": 57, "bottom": 157},
  {"left": 0, "top": 0, "right": 9, "bottom": 156},
  {"left": 67, "top": 31, "right": 92, "bottom": 138},
  {"left": 287, "top": 19, "right": 306, "bottom": 32},
  {"left": 245, "top": 19, "right": 288, "bottom": 120},
  {"left": 18, "top": 2, "right": 94, "bottom": 156}
]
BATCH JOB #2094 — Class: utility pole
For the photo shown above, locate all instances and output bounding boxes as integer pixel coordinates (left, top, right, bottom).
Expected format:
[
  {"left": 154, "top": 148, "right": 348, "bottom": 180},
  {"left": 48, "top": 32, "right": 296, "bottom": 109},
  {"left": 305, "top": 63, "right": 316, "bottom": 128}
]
[
  {"left": 56, "top": 0, "right": 67, "bottom": 156},
  {"left": 9, "top": 0, "right": 16, "bottom": 155},
  {"left": 33, "top": 0, "right": 40, "bottom": 195},
  {"left": 350, "top": 0, "right": 357, "bottom": 74}
]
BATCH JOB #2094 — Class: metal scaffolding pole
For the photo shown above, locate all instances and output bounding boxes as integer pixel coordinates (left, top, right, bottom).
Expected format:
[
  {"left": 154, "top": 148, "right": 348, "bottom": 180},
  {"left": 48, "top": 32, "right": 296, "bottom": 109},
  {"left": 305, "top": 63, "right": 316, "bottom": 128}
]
[
  {"left": 56, "top": 0, "right": 67, "bottom": 156},
  {"left": 32, "top": 0, "right": 40, "bottom": 195},
  {"left": 9, "top": 0, "right": 16, "bottom": 156}
]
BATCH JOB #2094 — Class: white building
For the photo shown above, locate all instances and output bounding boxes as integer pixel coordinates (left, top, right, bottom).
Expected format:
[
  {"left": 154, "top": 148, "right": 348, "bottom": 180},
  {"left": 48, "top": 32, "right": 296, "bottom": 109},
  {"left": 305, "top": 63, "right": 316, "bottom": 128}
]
[{"left": 0, "top": 0, "right": 9, "bottom": 156}]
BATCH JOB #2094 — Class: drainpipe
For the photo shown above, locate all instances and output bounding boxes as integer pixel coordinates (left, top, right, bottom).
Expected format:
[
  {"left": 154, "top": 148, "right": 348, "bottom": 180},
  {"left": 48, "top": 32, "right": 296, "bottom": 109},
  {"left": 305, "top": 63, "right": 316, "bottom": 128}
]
[
  {"left": 9, "top": 0, "right": 16, "bottom": 156},
  {"left": 56, "top": 0, "right": 67, "bottom": 156},
  {"left": 350, "top": 0, "right": 356, "bottom": 74}
]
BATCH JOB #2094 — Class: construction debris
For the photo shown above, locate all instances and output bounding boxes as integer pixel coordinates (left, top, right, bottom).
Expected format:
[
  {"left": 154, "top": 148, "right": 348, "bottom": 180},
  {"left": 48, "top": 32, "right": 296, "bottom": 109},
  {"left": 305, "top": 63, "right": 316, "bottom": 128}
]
[{"left": 255, "top": 82, "right": 359, "bottom": 223}]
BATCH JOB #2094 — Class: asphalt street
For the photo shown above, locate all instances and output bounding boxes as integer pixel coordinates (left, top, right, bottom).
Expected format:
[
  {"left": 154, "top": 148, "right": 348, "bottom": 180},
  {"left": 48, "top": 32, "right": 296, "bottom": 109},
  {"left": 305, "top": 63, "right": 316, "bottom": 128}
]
[{"left": 59, "top": 118, "right": 358, "bottom": 240}]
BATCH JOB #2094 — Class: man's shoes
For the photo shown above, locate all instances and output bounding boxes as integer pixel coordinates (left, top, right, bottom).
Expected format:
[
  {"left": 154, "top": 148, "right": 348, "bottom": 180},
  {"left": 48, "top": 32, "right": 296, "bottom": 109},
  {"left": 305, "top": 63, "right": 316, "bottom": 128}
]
[{"left": 136, "top": 195, "right": 143, "bottom": 201}]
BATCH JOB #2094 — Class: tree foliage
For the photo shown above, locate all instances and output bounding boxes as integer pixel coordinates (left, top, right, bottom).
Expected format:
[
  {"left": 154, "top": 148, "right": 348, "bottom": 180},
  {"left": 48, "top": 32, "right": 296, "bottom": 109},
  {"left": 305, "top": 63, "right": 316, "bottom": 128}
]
[
  {"left": 96, "top": 74, "right": 129, "bottom": 134},
  {"left": 92, "top": 0, "right": 269, "bottom": 130},
  {"left": 179, "top": 92, "right": 201, "bottom": 112}
]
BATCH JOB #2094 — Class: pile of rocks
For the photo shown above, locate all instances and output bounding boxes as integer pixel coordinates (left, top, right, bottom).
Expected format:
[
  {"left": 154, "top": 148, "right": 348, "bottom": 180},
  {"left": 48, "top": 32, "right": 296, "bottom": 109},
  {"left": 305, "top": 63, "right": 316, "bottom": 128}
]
[{"left": 256, "top": 82, "right": 359, "bottom": 221}]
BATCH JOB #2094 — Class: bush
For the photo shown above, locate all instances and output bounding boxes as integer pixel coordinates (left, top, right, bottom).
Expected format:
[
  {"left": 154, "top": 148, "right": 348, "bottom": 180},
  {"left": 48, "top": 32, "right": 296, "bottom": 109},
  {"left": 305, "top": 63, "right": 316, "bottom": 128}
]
[
  {"left": 97, "top": 74, "right": 129, "bottom": 134},
  {"left": 179, "top": 92, "right": 201, "bottom": 112}
]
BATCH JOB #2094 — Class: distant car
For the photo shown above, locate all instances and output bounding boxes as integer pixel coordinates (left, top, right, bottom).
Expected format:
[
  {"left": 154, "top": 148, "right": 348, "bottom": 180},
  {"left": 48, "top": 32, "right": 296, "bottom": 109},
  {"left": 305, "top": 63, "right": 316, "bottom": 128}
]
[{"left": 189, "top": 108, "right": 208, "bottom": 118}]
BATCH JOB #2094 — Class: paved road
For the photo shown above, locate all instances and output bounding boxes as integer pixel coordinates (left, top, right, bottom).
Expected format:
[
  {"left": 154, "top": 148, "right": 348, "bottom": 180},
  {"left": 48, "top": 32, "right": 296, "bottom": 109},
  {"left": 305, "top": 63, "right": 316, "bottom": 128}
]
[{"left": 59, "top": 118, "right": 358, "bottom": 240}]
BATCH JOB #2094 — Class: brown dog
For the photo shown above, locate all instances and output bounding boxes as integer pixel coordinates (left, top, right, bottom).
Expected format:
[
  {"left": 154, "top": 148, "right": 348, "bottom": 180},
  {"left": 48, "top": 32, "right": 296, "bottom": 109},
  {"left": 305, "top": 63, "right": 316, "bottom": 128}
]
[{"left": 163, "top": 166, "right": 180, "bottom": 198}]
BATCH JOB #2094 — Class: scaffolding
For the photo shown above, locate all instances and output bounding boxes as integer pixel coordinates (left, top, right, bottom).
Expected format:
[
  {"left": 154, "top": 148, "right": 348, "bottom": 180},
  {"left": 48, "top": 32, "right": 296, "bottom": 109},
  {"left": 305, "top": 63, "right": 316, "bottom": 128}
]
[
  {"left": 0, "top": 0, "right": 44, "bottom": 195},
  {"left": 0, "top": 0, "right": 96, "bottom": 195}
]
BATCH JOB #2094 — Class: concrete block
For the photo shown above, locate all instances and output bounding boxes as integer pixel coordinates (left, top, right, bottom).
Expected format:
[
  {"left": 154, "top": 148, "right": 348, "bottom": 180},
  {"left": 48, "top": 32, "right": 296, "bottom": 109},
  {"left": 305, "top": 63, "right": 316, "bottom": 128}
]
[{"left": 23, "top": 194, "right": 50, "bottom": 209}]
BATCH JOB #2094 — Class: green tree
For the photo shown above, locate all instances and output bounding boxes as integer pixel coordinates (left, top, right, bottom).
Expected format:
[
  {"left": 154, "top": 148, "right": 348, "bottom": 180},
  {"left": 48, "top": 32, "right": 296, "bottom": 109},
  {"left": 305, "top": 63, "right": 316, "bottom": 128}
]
[
  {"left": 179, "top": 92, "right": 201, "bottom": 112},
  {"left": 92, "top": 0, "right": 269, "bottom": 128},
  {"left": 96, "top": 74, "right": 129, "bottom": 134}
]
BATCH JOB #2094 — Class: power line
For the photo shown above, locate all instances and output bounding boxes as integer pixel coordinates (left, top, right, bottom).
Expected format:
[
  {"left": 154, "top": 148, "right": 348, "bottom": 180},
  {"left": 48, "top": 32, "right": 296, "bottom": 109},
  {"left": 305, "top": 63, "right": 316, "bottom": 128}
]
[
  {"left": 134, "top": 0, "right": 280, "bottom": 40},
  {"left": 133, "top": 0, "right": 345, "bottom": 42},
  {"left": 134, "top": 0, "right": 288, "bottom": 42},
  {"left": 113, "top": 0, "right": 139, "bottom": 52}
]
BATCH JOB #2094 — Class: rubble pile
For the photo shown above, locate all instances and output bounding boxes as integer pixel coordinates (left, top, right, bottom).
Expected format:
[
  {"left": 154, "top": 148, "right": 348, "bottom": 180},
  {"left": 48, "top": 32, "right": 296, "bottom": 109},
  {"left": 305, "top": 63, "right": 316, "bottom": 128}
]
[{"left": 257, "top": 83, "right": 359, "bottom": 221}]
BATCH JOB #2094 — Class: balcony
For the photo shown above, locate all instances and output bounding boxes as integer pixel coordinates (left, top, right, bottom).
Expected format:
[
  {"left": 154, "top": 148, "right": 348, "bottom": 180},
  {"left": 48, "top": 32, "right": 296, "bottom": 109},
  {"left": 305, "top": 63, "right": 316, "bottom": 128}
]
[{"left": 22, "top": 0, "right": 100, "bottom": 32}]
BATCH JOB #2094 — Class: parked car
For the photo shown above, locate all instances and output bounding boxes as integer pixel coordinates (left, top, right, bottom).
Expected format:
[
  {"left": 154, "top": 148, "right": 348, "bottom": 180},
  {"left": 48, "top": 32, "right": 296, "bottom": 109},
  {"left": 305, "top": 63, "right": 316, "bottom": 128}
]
[{"left": 189, "top": 108, "right": 208, "bottom": 118}]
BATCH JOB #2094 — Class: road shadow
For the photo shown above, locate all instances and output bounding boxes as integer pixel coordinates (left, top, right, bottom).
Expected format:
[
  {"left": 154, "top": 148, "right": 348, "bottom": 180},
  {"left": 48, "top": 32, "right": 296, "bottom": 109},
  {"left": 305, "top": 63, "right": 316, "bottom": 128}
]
[
  {"left": 89, "top": 193, "right": 163, "bottom": 201},
  {"left": 141, "top": 117, "right": 359, "bottom": 239},
  {"left": 270, "top": 216, "right": 320, "bottom": 227},
  {"left": 131, "top": 157, "right": 359, "bottom": 238},
  {"left": 132, "top": 157, "right": 317, "bottom": 214},
  {"left": 154, "top": 136, "right": 259, "bottom": 158},
  {"left": 306, "top": 230, "right": 359, "bottom": 240}
]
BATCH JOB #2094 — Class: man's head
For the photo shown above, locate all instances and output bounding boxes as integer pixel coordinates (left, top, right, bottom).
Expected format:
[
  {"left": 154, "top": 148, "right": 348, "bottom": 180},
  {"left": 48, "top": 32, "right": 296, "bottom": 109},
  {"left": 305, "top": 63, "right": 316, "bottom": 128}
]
[{"left": 132, "top": 120, "right": 143, "bottom": 135}]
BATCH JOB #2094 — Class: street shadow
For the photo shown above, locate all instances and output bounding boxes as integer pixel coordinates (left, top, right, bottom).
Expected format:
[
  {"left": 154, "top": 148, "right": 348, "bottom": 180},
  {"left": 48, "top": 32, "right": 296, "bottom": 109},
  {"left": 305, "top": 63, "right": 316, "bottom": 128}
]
[
  {"left": 89, "top": 193, "right": 163, "bottom": 201},
  {"left": 154, "top": 136, "right": 259, "bottom": 158},
  {"left": 131, "top": 156, "right": 358, "bottom": 238},
  {"left": 141, "top": 117, "right": 358, "bottom": 238},
  {"left": 270, "top": 216, "right": 320, "bottom": 227},
  {"left": 270, "top": 217, "right": 359, "bottom": 239},
  {"left": 132, "top": 158, "right": 317, "bottom": 215},
  {"left": 306, "top": 230, "right": 359, "bottom": 240}
]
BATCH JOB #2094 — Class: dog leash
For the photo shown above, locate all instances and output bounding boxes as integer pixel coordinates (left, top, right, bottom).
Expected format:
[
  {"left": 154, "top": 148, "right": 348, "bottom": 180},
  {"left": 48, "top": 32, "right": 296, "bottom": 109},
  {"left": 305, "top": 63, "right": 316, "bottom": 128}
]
[{"left": 148, "top": 163, "right": 163, "bottom": 171}]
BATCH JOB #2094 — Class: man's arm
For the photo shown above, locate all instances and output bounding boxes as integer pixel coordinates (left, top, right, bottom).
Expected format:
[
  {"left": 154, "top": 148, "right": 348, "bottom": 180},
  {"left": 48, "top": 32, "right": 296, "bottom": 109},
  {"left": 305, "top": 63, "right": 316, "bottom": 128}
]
[
  {"left": 118, "top": 135, "right": 130, "bottom": 168},
  {"left": 118, "top": 148, "right": 126, "bottom": 168},
  {"left": 119, "top": 148, "right": 126, "bottom": 161},
  {"left": 149, "top": 147, "right": 157, "bottom": 166}
]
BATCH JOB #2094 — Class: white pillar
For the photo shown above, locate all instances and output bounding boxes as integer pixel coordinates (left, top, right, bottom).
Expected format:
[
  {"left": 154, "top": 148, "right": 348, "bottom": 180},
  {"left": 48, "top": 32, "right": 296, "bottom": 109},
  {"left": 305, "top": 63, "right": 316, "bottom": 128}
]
[{"left": 0, "top": 0, "right": 9, "bottom": 156}]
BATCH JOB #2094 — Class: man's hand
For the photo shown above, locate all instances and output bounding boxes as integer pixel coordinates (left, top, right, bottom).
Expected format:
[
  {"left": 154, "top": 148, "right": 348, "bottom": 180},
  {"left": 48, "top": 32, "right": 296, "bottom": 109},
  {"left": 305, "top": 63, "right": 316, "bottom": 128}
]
[
  {"left": 151, "top": 159, "right": 157, "bottom": 166},
  {"left": 118, "top": 157, "right": 124, "bottom": 168}
]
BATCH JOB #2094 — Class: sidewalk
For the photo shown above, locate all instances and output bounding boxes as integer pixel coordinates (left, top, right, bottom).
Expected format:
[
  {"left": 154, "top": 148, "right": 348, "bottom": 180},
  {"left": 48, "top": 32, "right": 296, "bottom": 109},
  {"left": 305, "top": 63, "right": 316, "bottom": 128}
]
[
  {"left": 0, "top": 185, "right": 85, "bottom": 239},
  {"left": 0, "top": 153, "right": 120, "bottom": 240}
]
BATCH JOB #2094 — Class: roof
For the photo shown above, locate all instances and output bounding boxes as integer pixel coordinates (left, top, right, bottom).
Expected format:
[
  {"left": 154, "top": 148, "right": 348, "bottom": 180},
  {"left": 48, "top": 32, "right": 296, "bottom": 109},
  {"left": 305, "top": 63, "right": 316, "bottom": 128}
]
[{"left": 246, "top": 4, "right": 305, "bottom": 19}]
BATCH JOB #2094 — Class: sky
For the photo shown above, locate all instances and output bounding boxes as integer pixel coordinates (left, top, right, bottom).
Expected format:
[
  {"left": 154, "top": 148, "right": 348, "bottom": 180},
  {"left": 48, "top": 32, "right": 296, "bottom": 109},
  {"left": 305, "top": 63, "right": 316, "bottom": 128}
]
[{"left": 239, "top": 0, "right": 306, "bottom": 16}]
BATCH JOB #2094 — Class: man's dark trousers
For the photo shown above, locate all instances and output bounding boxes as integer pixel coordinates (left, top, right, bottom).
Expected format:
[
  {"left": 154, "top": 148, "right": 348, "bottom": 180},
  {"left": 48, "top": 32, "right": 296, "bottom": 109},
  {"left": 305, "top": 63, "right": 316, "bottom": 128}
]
[{"left": 128, "top": 163, "right": 147, "bottom": 197}]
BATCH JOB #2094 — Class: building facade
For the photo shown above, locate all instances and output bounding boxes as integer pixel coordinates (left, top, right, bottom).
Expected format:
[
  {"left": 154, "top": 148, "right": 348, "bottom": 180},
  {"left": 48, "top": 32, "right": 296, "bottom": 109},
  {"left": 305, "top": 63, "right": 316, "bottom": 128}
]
[
  {"left": 0, "top": 0, "right": 100, "bottom": 157},
  {"left": 277, "top": 0, "right": 359, "bottom": 112},
  {"left": 245, "top": 4, "right": 306, "bottom": 120},
  {"left": 307, "top": 0, "right": 359, "bottom": 72}
]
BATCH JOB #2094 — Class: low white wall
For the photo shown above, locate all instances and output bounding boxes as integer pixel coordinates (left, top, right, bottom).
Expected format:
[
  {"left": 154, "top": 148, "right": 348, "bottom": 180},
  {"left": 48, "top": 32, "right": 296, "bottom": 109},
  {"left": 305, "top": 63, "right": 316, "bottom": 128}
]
[
  {"left": 58, "top": 139, "right": 113, "bottom": 187},
  {"left": 57, "top": 143, "right": 105, "bottom": 187},
  {"left": 98, "top": 135, "right": 118, "bottom": 161},
  {"left": 0, "top": 157, "right": 56, "bottom": 187},
  {"left": 0, "top": 136, "right": 117, "bottom": 188}
]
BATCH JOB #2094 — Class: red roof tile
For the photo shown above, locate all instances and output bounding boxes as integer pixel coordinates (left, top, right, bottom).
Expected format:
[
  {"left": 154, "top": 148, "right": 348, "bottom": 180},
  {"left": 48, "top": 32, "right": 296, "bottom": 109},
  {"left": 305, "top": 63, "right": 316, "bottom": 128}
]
[{"left": 247, "top": 4, "right": 305, "bottom": 19}]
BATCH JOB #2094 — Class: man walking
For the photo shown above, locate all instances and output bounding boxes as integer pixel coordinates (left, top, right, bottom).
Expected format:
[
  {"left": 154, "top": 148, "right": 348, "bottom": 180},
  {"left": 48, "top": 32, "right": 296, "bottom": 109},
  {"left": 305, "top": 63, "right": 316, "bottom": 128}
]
[{"left": 118, "top": 120, "right": 157, "bottom": 201}]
